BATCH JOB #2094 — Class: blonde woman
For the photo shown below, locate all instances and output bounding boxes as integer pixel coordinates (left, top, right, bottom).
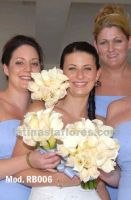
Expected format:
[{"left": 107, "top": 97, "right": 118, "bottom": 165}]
[{"left": 93, "top": 4, "right": 131, "bottom": 200}]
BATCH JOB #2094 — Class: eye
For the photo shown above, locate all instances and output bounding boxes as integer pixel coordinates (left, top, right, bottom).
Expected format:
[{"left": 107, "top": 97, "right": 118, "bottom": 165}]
[
  {"left": 114, "top": 39, "right": 122, "bottom": 43},
  {"left": 31, "top": 62, "right": 40, "bottom": 67},
  {"left": 15, "top": 60, "right": 24, "bottom": 65},
  {"left": 84, "top": 67, "right": 92, "bottom": 71},
  {"left": 99, "top": 41, "right": 107, "bottom": 45},
  {"left": 68, "top": 66, "right": 76, "bottom": 71}
]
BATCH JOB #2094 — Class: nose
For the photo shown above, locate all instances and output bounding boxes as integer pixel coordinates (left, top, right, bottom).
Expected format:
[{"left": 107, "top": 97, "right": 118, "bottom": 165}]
[
  {"left": 76, "top": 69, "right": 84, "bottom": 79},
  {"left": 24, "top": 62, "right": 32, "bottom": 72},
  {"left": 108, "top": 42, "right": 115, "bottom": 52}
]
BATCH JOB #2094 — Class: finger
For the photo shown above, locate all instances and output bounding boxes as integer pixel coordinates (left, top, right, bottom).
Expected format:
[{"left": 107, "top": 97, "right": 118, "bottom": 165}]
[
  {"left": 44, "top": 160, "right": 60, "bottom": 169},
  {"left": 47, "top": 169, "right": 57, "bottom": 172},
  {"left": 43, "top": 152, "right": 57, "bottom": 159},
  {"left": 43, "top": 156, "right": 60, "bottom": 164}
]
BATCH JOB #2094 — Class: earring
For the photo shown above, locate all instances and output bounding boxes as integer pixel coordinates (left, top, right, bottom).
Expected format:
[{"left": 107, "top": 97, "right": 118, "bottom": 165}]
[{"left": 95, "top": 80, "right": 101, "bottom": 87}]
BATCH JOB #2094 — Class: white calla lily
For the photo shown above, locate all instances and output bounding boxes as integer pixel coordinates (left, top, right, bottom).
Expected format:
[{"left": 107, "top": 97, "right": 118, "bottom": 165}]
[{"left": 28, "top": 67, "right": 69, "bottom": 108}]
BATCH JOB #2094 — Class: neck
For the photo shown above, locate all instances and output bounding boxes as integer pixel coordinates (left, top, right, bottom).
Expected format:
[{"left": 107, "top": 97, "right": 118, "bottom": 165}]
[
  {"left": 5, "top": 86, "right": 30, "bottom": 115},
  {"left": 101, "top": 62, "right": 130, "bottom": 78},
  {"left": 60, "top": 94, "right": 89, "bottom": 119}
]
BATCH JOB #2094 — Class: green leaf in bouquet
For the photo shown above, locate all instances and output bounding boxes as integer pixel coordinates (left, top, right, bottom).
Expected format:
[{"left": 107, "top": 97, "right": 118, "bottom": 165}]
[
  {"left": 81, "top": 179, "right": 97, "bottom": 190},
  {"left": 40, "top": 140, "right": 50, "bottom": 150},
  {"left": 39, "top": 136, "right": 57, "bottom": 150},
  {"left": 48, "top": 136, "right": 57, "bottom": 149}
]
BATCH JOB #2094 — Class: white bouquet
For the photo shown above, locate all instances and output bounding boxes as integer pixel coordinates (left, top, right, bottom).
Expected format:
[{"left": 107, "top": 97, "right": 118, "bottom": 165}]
[
  {"left": 18, "top": 110, "right": 119, "bottom": 189},
  {"left": 56, "top": 119, "right": 119, "bottom": 189},
  {"left": 17, "top": 107, "right": 63, "bottom": 150},
  {"left": 28, "top": 67, "right": 69, "bottom": 108}
]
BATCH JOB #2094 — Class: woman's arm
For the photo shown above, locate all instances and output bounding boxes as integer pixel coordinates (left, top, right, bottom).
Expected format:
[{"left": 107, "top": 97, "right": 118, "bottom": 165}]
[
  {"left": 13, "top": 136, "right": 80, "bottom": 187},
  {"left": 97, "top": 179, "right": 111, "bottom": 200},
  {"left": 99, "top": 166, "right": 120, "bottom": 187},
  {"left": 14, "top": 168, "right": 80, "bottom": 187},
  {"left": 0, "top": 148, "right": 60, "bottom": 180},
  {"left": 0, "top": 155, "right": 29, "bottom": 180}
]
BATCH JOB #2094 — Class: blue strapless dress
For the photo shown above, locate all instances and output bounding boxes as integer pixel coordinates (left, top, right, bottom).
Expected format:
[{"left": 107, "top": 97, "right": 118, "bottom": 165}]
[
  {"left": 114, "top": 121, "right": 131, "bottom": 200},
  {"left": 95, "top": 96, "right": 124, "bottom": 200},
  {"left": 0, "top": 120, "right": 31, "bottom": 200},
  {"left": 95, "top": 96, "right": 124, "bottom": 118}
]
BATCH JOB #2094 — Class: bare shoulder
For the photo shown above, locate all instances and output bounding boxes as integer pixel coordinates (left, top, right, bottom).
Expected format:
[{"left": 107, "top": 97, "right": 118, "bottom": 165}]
[
  {"left": 0, "top": 91, "right": 12, "bottom": 116},
  {"left": 27, "top": 100, "right": 45, "bottom": 112},
  {"left": 106, "top": 97, "right": 130, "bottom": 123}
]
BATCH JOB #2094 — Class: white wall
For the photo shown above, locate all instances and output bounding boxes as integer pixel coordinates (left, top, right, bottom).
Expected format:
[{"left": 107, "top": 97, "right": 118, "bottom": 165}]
[{"left": 0, "top": 1, "right": 36, "bottom": 89}]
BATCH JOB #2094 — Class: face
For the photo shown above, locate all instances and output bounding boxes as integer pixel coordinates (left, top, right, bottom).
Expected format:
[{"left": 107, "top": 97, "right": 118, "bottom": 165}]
[
  {"left": 63, "top": 51, "right": 100, "bottom": 97},
  {"left": 94, "top": 27, "right": 131, "bottom": 68},
  {"left": 3, "top": 44, "right": 41, "bottom": 90}
]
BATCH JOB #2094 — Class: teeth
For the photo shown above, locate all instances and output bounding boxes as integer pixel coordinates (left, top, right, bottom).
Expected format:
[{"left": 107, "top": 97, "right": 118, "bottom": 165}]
[
  {"left": 73, "top": 82, "right": 87, "bottom": 87},
  {"left": 21, "top": 76, "right": 31, "bottom": 80}
]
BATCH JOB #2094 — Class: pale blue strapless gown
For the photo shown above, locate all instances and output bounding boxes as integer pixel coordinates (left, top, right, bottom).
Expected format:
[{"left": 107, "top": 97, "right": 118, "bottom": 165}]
[
  {"left": 95, "top": 96, "right": 124, "bottom": 118},
  {"left": 95, "top": 96, "right": 124, "bottom": 200},
  {"left": 0, "top": 120, "right": 31, "bottom": 200},
  {"left": 114, "top": 121, "right": 131, "bottom": 200}
]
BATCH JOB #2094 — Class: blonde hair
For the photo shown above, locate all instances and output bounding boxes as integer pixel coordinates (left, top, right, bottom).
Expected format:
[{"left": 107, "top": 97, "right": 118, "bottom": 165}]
[{"left": 93, "top": 4, "right": 131, "bottom": 40}]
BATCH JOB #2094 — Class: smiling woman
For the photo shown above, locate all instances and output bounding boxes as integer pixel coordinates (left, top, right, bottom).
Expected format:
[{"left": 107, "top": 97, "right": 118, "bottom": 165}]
[
  {"left": 3, "top": 45, "right": 41, "bottom": 90},
  {"left": 94, "top": 4, "right": 131, "bottom": 96},
  {"left": 0, "top": 35, "right": 61, "bottom": 200},
  {"left": 59, "top": 42, "right": 101, "bottom": 121},
  {"left": 62, "top": 51, "right": 99, "bottom": 97}
]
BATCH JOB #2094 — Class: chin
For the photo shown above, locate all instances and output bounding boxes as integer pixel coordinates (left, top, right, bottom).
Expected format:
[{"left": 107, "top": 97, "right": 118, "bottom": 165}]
[
  {"left": 71, "top": 91, "right": 89, "bottom": 97},
  {"left": 21, "top": 84, "right": 29, "bottom": 91},
  {"left": 68, "top": 87, "right": 91, "bottom": 96}
]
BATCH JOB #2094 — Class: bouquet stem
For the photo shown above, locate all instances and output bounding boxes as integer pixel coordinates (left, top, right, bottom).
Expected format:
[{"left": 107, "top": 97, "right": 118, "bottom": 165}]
[{"left": 81, "top": 179, "right": 97, "bottom": 190}]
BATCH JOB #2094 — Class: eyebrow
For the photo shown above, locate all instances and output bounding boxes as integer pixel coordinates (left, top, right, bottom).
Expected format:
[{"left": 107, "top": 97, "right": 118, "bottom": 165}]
[
  {"left": 67, "top": 64, "right": 94, "bottom": 67},
  {"left": 15, "top": 57, "right": 39, "bottom": 60},
  {"left": 99, "top": 36, "right": 124, "bottom": 41}
]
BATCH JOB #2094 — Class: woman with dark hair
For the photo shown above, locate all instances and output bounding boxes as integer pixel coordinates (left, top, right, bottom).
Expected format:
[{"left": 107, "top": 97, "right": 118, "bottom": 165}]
[
  {"left": 59, "top": 41, "right": 100, "bottom": 121},
  {"left": 14, "top": 41, "right": 110, "bottom": 200},
  {"left": 0, "top": 35, "right": 60, "bottom": 200}
]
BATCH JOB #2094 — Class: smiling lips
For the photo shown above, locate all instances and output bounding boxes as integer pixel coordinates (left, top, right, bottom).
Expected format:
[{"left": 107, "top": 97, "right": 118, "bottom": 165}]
[
  {"left": 20, "top": 75, "right": 32, "bottom": 81},
  {"left": 107, "top": 54, "right": 118, "bottom": 59},
  {"left": 72, "top": 81, "right": 88, "bottom": 88}
]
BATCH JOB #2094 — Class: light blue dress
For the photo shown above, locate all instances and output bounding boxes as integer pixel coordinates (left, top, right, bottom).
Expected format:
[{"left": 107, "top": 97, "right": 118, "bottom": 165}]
[
  {"left": 95, "top": 96, "right": 124, "bottom": 118},
  {"left": 95, "top": 96, "right": 124, "bottom": 200},
  {"left": 114, "top": 121, "right": 131, "bottom": 200},
  {"left": 0, "top": 120, "right": 31, "bottom": 200}
]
